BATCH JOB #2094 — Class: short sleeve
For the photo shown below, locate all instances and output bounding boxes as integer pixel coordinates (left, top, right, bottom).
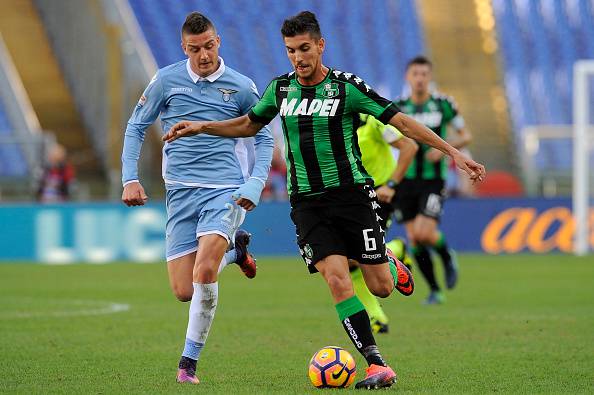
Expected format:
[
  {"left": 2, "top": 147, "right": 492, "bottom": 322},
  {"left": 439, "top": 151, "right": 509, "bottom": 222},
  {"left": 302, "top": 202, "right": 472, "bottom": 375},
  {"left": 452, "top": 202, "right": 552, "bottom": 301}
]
[
  {"left": 347, "top": 77, "right": 400, "bottom": 124},
  {"left": 248, "top": 80, "right": 279, "bottom": 125}
]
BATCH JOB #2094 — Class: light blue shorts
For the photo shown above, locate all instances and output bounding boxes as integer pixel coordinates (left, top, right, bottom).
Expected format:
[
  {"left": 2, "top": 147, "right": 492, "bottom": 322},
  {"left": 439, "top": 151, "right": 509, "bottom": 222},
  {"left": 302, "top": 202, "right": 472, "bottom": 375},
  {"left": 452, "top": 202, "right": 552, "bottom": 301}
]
[{"left": 165, "top": 187, "right": 245, "bottom": 261}]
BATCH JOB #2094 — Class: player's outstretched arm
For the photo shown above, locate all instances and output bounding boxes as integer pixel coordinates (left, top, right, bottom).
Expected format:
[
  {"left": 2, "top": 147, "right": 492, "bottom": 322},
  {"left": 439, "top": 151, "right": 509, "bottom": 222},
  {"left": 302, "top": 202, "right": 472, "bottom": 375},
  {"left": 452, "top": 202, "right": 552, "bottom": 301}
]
[
  {"left": 389, "top": 112, "right": 486, "bottom": 182},
  {"left": 162, "top": 115, "right": 264, "bottom": 142}
]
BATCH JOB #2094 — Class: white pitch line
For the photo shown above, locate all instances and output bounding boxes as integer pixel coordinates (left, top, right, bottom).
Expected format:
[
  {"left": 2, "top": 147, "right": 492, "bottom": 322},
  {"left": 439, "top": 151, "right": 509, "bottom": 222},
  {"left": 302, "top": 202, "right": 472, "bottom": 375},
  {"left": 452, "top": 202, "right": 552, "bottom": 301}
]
[{"left": 1, "top": 300, "right": 131, "bottom": 319}]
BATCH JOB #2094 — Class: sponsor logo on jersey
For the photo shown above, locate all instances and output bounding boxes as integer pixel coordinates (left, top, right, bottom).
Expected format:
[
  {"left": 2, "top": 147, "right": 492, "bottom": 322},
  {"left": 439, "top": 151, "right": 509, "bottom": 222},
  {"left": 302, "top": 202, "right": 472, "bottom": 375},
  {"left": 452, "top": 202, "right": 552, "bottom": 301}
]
[
  {"left": 218, "top": 88, "right": 238, "bottom": 102},
  {"left": 409, "top": 111, "right": 443, "bottom": 128},
  {"left": 170, "top": 87, "right": 193, "bottom": 93},
  {"left": 279, "top": 98, "right": 340, "bottom": 117},
  {"left": 280, "top": 86, "right": 297, "bottom": 92}
]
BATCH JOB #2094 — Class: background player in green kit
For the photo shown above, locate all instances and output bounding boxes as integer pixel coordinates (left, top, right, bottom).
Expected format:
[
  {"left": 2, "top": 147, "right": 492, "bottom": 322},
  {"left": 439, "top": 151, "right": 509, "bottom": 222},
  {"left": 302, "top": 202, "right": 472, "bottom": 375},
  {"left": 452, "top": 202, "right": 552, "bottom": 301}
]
[
  {"left": 353, "top": 114, "right": 418, "bottom": 334},
  {"left": 163, "top": 11, "right": 485, "bottom": 389},
  {"left": 394, "top": 56, "right": 473, "bottom": 305}
]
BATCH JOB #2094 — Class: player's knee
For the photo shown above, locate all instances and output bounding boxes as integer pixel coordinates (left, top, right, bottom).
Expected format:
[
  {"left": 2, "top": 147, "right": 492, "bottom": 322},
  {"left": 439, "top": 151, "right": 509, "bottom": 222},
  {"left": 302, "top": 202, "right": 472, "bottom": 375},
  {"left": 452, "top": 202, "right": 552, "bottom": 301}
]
[
  {"left": 370, "top": 282, "right": 393, "bottom": 298},
  {"left": 326, "top": 274, "right": 352, "bottom": 300},
  {"left": 171, "top": 285, "right": 193, "bottom": 302},
  {"left": 193, "top": 263, "right": 218, "bottom": 283}
]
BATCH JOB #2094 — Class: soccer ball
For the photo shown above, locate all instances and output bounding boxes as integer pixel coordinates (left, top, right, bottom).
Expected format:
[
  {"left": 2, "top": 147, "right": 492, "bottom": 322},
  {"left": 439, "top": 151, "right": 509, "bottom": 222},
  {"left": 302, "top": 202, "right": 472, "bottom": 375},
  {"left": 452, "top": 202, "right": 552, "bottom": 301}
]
[{"left": 308, "top": 346, "right": 356, "bottom": 388}]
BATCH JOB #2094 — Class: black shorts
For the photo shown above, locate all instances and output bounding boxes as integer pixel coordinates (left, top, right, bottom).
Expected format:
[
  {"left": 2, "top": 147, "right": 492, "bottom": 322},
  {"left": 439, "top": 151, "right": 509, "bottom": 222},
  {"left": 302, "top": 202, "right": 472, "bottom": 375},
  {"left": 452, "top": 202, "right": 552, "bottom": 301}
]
[
  {"left": 375, "top": 192, "right": 397, "bottom": 231},
  {"left": 290, "top": 185, "right": 387, "bottom": 273},
  {"left": 393, "top": 179, "right": 445, "bottom": 223}
]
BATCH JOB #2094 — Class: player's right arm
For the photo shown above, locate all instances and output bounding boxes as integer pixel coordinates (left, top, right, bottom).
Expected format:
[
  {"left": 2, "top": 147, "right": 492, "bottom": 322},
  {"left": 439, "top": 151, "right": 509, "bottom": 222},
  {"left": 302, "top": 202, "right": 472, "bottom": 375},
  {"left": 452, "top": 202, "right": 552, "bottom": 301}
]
[
  {"left": 121, "top": 71, "right": 165, "bottom": 206},
  {"left": 163, "top": 79, "right": 279, "bottom": 142}
]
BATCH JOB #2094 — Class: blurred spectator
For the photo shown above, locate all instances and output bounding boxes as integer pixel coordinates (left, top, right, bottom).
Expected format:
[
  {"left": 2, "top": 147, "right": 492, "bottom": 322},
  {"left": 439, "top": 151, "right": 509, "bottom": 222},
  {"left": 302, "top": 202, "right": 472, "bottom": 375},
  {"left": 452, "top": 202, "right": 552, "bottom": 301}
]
[
  {"left": 36, "top": 144, "right": 75, "bottom": 203},
  {"left": 261, "top": 146, "right": 287, "bottom": 201}
]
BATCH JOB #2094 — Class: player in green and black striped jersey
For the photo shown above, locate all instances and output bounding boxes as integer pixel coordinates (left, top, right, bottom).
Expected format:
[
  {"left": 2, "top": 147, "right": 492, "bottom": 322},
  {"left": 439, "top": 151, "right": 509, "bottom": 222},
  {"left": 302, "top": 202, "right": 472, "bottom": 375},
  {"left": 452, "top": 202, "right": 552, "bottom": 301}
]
[
  {"left": 393, "top": 56, "right": 473, "bottom": 305},
  {"left": 163, "top": 12, "right": 485, "bottom": 389}
]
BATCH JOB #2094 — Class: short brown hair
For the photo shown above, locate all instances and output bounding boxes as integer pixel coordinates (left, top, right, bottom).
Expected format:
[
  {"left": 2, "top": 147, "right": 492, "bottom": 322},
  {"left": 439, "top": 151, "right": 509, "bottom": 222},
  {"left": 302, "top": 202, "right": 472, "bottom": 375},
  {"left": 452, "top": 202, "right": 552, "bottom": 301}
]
[
  {"left": 281, "top": 11, "right": 321, "bottom": 39},
  {"left": 182, "top": 12, "right": 215, "bottom": 36}
]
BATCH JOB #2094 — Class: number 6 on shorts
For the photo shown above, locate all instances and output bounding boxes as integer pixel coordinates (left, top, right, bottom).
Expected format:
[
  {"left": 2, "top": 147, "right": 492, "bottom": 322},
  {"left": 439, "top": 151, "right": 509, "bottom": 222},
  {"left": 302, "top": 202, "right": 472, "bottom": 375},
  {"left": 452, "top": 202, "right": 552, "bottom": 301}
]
[{"left": 362, "top": 228, "right": 377, "bottom": 251}]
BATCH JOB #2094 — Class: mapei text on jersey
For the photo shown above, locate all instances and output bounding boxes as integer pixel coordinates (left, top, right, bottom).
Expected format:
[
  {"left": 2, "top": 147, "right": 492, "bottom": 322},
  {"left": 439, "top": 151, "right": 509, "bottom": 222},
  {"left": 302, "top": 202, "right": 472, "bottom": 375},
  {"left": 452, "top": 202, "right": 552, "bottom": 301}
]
[{"left": 279, "top": 98, "right": 340, "bottom": 117}]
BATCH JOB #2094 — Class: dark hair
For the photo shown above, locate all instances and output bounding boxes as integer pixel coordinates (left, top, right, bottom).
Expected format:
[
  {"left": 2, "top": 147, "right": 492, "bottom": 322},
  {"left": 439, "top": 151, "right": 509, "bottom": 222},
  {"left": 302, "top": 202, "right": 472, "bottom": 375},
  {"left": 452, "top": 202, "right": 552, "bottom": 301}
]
[
  {"left": 181, "top": 12, "right": 215, "bottom": 36},
  {"left": 281, "top": 11, "right": 321, "bottom": 39},
  {"left": 406, "top": 56, "right": 432, "bottom": 70}
]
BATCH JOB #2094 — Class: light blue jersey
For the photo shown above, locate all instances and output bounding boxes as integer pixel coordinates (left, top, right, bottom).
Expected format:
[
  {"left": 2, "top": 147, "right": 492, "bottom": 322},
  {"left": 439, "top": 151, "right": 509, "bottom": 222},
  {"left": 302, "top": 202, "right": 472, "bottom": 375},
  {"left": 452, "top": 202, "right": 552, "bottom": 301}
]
[
  {"left": 122, "top": 58, "right": 273, "bottom": 188},
  {"left": 121, "top": 58, "right": 273, "bottom": 260}
]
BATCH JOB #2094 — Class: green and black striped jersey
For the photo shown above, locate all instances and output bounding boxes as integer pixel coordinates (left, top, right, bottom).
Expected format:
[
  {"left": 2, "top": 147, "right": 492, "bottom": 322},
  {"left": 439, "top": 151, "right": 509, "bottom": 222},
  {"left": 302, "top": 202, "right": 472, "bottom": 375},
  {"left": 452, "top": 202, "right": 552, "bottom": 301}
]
[
  {"left": 248, "top": 69, "right": 400, "bottom": 197},
  {"left": 395, "top": 93, "right": 460, "bottom": 181}
]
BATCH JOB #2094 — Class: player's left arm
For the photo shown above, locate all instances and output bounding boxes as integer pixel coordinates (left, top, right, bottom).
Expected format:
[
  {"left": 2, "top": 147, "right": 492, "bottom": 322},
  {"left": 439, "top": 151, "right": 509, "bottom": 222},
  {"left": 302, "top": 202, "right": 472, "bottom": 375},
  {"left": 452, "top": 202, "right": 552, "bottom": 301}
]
[
  {"left": 389, "top": 112, "right": 485, "bottom": 182},
  {"left": 232, "top": 80, "right": 274, "bottom": 211},
  {"left": 348, "top": 77, "right": 485, "bottom": 182}
]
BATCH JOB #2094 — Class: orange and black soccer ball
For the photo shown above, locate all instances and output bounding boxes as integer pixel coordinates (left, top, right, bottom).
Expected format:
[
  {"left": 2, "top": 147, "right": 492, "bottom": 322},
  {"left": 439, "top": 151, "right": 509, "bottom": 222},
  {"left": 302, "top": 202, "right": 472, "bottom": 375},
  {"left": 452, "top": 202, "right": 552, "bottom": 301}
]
[{"left": 308, "top": 346, "right": 356, "bottom": 388}]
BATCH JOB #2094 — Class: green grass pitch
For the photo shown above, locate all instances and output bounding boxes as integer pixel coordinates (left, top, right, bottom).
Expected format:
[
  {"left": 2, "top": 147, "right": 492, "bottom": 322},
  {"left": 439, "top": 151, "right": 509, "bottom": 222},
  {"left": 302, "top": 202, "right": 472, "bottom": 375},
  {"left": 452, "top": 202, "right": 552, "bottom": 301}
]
[{"left": 1, "top": 254, "right": 593, "bottom": 394}]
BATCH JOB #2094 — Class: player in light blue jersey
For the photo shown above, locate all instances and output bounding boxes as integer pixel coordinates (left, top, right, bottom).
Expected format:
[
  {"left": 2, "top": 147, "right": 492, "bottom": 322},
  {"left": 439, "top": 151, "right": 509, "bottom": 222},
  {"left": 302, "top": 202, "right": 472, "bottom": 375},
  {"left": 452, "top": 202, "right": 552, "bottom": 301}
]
[{"left": 120, "top": 12, "right": 273, "bottom": 384}]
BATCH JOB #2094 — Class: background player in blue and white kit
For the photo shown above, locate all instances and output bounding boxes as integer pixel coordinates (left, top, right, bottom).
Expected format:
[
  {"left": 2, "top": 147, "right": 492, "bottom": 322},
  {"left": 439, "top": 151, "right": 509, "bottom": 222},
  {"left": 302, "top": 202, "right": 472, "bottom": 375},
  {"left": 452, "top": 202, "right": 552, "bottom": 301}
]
[{"left": 120, "top": 12, "right": 273, "bottom": 384}]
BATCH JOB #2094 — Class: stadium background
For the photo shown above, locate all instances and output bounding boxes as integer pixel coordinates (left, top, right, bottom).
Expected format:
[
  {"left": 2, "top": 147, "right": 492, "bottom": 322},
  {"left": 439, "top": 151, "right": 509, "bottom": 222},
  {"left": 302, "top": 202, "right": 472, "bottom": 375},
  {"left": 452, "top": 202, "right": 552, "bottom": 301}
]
[{"left": 0, "top": 0, "right": 593, "bottom": 393}]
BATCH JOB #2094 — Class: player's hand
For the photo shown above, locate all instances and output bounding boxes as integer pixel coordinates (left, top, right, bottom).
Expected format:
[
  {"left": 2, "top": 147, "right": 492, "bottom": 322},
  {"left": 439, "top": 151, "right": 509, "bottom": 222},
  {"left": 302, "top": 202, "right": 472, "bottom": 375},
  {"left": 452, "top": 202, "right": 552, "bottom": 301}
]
[
  {"left": 426, "top": 148, "right": 444, "bottom": 162},
  {"left": 452, "top": 151, "right": 486, "bottom": 183},
  {"left": 122, "top": 181, "right": 148, "bottom": 206},
  {"left": 162, "top": 121, "right": 206, "bottom": 143},
  {"left": 235, "top": 197, "right": 256, "bottom": 211},
  {"left": 232, "top": 177, "right": 265, "bottom": 211},
  {"left": 376, "top": 185, "right": 395, "bottom": 203}
]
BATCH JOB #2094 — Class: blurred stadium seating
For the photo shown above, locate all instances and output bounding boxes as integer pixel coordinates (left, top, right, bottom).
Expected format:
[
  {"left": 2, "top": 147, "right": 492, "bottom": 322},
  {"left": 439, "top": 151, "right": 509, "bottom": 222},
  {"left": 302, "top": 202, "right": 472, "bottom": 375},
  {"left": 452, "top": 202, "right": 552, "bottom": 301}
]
[
  {"left": 128, "top": 0, "right": 425, "bottom": 97},
  {"left": 494, "top": 0, "right": 594, "bottom": 171},
  {"left": 0, "top": 0, "right": 592, "bottom": 199},
  {"left": 0, "top": 100, "right": 27, "bottom": 178}
]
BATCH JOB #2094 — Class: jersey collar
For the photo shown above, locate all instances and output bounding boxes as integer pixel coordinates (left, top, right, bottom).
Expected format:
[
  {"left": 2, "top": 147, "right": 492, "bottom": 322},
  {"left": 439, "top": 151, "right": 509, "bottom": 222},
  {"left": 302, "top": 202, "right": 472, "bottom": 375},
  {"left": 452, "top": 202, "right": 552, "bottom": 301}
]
[{"left": 186, "top": 57, "right": 226, "bottom": 83}]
